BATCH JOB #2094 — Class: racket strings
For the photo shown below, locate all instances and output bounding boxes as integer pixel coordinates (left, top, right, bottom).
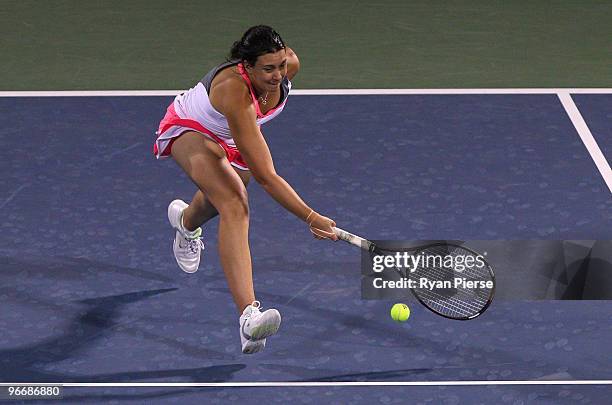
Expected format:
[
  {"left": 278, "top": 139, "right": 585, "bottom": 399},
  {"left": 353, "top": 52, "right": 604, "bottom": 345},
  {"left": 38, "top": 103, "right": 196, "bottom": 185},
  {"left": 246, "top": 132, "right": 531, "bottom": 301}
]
[
  {"left": 416, "top": 279, "right": 489, "bottom": 308},
  {"left": 417, "top": 287, "right": 489, "bottom": 318},
  {"left": 409, "top": 244, "right": 494, "bottom": 319},
  {"left": 417, "top": 288, "right": 488, "bottom": 316},
  {"left": 425, "top": 298, "right": 481, "bottom": 319}
]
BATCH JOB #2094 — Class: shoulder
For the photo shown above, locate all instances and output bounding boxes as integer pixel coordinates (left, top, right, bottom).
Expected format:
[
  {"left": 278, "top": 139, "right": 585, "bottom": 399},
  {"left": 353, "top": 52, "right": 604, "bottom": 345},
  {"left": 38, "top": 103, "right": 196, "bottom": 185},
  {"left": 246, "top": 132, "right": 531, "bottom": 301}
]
[
  {"left": 286, "top": 47, "right": 300, "bottom": 81},
  {"left": 210, "top": 68, "right": 254, "bottom": 117}
]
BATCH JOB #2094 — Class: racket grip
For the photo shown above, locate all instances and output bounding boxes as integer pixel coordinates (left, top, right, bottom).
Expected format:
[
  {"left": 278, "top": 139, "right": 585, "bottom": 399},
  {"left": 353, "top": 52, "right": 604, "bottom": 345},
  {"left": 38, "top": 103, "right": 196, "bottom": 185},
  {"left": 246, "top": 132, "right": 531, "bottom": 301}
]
[{"left": 333, "top": 227, "right": 372, "bottom": 251}]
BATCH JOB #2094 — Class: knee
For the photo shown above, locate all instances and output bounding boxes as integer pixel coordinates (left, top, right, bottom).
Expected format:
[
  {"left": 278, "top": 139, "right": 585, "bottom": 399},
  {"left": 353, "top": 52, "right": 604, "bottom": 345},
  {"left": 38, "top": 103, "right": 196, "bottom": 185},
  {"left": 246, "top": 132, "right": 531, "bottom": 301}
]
[{"left": 216, "top": 189, "right": 249, "bottom": 220}]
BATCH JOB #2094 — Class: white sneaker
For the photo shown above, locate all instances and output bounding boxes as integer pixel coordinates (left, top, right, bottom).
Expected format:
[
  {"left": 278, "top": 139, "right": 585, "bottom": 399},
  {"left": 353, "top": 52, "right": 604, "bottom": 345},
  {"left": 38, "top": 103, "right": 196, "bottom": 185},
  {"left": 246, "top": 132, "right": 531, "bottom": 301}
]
[
  {"left": 239, "top": 301, "right": 281, "bottom": 354},
  {"left": 167, "top": 199, "right": 204, "bottom": 273}
]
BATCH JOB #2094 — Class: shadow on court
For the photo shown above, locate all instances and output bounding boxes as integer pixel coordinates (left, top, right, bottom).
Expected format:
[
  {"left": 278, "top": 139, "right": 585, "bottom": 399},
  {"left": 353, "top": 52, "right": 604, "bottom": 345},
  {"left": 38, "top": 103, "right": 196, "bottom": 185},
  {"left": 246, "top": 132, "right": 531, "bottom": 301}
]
[{"left": 0, "top": 287, "right": 246, "bottom": 382}]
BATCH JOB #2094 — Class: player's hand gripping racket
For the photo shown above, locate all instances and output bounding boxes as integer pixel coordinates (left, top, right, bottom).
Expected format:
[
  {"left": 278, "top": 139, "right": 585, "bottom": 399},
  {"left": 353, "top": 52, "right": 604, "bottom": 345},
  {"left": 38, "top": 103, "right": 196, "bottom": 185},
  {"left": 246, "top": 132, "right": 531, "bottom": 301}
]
[{"left": 333, "top": 227, "right": 495, "bottom": 320}]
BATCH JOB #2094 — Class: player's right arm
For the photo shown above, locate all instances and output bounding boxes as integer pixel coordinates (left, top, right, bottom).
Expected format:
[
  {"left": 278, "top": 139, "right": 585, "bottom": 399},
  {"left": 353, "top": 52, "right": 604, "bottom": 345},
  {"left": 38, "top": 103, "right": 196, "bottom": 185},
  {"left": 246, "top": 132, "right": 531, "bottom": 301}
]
[{"left": 214, "top": 78, "right": 337, "bottom": 240}]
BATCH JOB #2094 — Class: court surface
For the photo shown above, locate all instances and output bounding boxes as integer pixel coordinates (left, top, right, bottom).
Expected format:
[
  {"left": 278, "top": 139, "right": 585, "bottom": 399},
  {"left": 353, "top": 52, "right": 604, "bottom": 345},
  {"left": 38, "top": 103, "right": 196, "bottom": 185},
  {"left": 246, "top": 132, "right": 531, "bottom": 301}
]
[{"left": 0, "top": 91, "right": 611, "bottom": 403}]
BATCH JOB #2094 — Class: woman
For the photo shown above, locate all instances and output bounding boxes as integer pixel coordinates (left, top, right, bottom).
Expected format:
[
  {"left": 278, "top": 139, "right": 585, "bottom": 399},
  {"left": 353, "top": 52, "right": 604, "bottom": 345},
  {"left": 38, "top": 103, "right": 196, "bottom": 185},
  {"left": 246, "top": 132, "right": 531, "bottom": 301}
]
[{"left": 154, "top": 25, "right": 337, "bottom": 354}]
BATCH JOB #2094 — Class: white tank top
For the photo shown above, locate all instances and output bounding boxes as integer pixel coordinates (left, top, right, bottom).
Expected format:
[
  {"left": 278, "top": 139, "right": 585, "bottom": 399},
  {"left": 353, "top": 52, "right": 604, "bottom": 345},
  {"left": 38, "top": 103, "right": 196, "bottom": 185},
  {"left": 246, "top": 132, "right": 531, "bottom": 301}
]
[{"left": 172, "top": 60, "right": 292, "bottom": 148}]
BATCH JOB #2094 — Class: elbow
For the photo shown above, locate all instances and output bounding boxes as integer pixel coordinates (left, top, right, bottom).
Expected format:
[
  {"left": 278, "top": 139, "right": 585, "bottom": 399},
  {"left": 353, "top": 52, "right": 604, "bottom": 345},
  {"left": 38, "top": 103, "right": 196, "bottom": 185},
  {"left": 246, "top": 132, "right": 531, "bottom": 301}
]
[
  {"left": 290, "top": 52, "right": 300, "bottom": 71},
  {"left": 252, "top": 169, "right": 278, "bottom": 187},
  {"left": 286, "top": 49, "right": 300, "bottom": 78},
  {"left": 293, "top": 58, "right": 300, "bottom": 75}
]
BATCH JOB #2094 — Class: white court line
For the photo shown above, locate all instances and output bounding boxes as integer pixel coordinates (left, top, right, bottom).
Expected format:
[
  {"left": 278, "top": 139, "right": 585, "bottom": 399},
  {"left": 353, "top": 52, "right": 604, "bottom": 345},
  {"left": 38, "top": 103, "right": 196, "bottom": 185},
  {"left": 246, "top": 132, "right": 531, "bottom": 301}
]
[
  {"left": 0, "top": 90, "right": 182, "bottom": 97},
  {"left": 0, "top": 88, "right": 611, "bottom": 97},
  {"left": 0, "top": 184, "right": 29, "bottom": 210},
  {"left": 0, "top": 380, "right": 611, "bottom": 387},
  {"left": 294, "top": 88, "right": 612, "bottom": 95},
  {"left": 557, "top": 92, "right": 612, "bottom": 194}
]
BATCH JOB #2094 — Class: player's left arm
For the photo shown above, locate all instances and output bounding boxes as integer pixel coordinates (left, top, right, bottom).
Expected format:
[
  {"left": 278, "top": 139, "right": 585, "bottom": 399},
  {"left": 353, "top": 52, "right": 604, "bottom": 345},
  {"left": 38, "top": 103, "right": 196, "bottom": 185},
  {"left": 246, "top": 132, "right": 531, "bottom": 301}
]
[{"left": 286, "top": 47, "right": 300, "bottom": 80}]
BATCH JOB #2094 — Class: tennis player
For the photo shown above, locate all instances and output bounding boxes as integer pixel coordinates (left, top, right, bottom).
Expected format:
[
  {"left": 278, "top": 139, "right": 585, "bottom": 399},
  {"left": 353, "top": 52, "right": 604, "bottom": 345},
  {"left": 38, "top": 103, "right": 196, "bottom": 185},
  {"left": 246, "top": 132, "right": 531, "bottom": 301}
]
[{"left": 154, "top": 25, "right": 337, "bottom": 354}]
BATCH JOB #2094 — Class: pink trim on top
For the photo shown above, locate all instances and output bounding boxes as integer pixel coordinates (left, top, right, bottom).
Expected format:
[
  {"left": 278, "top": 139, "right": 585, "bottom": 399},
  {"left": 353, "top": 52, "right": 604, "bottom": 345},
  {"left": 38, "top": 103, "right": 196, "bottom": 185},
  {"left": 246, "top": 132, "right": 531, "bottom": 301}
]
[{"left": 237, "top": 63, "right": 286, "bottom": 119}]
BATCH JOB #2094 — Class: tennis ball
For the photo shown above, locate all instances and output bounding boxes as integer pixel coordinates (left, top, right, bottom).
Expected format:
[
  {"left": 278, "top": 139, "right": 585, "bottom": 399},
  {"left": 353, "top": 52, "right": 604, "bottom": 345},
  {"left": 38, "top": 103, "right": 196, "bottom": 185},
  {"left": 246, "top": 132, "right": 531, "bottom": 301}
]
[{"left": 390, "top": 303, "right": 410, "bottom": 322}]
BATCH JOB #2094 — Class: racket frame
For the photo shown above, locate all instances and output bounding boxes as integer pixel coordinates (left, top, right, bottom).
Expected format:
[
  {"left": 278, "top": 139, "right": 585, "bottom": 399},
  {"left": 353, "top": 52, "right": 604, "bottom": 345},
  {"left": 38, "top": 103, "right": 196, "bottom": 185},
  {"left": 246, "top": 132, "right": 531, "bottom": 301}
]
[{"left": 333, "top": 227, "right": 496, "bottom": 320}]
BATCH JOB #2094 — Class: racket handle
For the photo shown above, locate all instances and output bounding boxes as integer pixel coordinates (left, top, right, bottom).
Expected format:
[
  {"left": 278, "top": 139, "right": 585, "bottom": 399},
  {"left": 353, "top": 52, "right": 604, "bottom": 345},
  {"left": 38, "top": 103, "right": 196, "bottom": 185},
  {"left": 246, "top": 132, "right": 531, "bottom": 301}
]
[{"left": 333, "top": 227, "right": 373, "bottom": 251}]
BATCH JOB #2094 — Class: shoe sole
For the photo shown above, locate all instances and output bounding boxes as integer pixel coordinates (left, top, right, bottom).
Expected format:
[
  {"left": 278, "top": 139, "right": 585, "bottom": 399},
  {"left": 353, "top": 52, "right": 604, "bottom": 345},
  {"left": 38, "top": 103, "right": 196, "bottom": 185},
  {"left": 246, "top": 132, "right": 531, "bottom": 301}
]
[
  {"left": 242, "top": 339, "right": 265, "bottom": 354},
  {"left": 247, "top": 310, "right": 281, "bottom": 340}
]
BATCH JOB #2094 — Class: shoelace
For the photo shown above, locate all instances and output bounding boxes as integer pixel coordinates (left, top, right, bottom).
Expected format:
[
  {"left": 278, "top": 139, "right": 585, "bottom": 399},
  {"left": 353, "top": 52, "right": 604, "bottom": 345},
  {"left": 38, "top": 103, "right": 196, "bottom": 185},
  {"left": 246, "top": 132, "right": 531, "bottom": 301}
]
[
  {"left": 243, "top": 301, "right": 262, "bottom": 321},
  {"left": 185, "top": 238, "right": 204, "bottom": 254}
]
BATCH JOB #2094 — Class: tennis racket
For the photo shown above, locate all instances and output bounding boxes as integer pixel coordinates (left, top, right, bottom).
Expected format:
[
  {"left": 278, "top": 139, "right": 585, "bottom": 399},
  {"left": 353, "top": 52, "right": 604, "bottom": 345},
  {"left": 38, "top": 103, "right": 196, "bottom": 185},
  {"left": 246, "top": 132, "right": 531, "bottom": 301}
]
[{"left": 333, "top": 227, "right": 495, "bottom": 320}]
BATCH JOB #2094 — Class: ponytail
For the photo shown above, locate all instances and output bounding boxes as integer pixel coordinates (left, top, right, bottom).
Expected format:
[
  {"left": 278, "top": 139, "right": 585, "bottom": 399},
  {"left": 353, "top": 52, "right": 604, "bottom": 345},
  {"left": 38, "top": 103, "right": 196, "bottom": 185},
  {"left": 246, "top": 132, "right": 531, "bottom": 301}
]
[{"left": 229, "top": 25, "right": 285, "bottom": 66}]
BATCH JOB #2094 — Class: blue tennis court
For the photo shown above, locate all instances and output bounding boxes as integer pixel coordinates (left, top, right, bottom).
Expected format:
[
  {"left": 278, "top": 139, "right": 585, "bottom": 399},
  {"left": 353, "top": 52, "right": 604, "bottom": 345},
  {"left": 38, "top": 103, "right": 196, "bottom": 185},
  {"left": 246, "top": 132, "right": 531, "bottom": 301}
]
[{"left": 0, "top": 92, "right": 610, "bottom": 403}]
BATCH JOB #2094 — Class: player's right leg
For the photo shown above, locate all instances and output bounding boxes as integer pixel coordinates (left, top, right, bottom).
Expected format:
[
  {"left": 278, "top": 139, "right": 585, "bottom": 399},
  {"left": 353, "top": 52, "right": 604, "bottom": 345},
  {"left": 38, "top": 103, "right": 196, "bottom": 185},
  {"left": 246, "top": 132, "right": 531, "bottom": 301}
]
[
  {"left": 181, "top": 168, "right": 251, "bottom": 231},
  {"left": 171, "top": 170, "right": 250, "bottom": 273},
  {"left": 170, "top": 131, "right": 252, "bottom": 291},
  {"left": 180, "top": 189, "right": 219, "bottom": 231}
]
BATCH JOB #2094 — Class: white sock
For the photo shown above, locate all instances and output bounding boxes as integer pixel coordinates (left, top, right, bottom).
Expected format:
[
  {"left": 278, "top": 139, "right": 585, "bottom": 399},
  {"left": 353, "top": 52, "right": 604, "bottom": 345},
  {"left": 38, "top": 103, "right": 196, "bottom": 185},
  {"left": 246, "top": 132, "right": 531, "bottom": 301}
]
[{"left": 180, "top": 213, "right": 201, "bottom": 238}]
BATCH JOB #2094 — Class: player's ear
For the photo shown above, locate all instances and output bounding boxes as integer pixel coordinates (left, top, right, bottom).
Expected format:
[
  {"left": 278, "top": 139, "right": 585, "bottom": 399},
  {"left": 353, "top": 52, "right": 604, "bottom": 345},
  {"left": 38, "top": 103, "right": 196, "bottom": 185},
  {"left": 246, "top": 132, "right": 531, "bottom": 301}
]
[{"left": 244, "top": 59, "right": 255, "bottom": 71}]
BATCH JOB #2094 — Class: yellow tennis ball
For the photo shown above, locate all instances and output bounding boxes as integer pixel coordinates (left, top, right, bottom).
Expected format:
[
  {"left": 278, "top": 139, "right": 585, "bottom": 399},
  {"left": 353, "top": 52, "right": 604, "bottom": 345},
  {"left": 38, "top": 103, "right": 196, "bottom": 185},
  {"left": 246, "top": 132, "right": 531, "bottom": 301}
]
[{"left": 390, "top": 303, "right": 410, "bottom": 322}]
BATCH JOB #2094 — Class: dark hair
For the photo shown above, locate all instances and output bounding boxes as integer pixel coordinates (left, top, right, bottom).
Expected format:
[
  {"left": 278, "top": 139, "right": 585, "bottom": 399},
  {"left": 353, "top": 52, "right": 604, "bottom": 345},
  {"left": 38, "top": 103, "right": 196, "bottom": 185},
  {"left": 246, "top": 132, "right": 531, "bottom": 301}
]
[{"left": 229, "top": 25, "right": 285, "bottom": 67}]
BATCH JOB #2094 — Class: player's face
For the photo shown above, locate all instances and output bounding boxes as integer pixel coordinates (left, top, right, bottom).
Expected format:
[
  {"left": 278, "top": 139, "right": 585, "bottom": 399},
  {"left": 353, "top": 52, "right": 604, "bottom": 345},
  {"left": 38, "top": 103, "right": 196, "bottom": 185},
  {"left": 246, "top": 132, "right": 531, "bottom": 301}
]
[{"left": 247, "top": 49, "right": 287, "bottom": 92}]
